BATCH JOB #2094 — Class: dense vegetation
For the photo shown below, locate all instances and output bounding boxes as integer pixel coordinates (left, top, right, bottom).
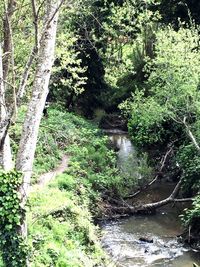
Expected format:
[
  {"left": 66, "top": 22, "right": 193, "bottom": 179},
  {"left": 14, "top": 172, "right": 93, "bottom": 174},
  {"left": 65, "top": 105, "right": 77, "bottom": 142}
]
[
  {"left": 28, "top": 108, "right": 115, "bottom": 266},
  {"left": 1, "top": 0, "right": 200, "bottom": 265},
  {"left": 6, "top": 106, "right": 141, "bottom": 266}
]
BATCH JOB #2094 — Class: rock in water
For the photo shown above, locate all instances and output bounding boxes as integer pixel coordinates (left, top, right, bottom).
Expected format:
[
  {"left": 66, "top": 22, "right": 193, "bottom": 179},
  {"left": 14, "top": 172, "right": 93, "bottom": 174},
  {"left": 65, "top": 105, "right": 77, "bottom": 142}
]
[{"left": 139, "top": 237, "right": 153, "bottom": 243}]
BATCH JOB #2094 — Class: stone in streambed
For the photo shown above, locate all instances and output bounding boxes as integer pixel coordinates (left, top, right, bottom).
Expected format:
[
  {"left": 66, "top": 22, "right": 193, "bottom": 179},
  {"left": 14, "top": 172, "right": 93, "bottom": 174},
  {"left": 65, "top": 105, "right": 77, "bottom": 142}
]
[{"left": 139, "top": 237, "right": 154, "bottom": 243}]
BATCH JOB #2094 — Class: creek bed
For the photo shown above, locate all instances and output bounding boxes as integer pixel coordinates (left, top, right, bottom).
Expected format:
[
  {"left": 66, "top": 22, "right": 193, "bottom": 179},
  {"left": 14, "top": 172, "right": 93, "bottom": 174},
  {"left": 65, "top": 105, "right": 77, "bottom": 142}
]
[
  {"left": 102, "top": 214, "right": 200, "bottom": 267},
  {"left": 102, "top": 131, "right": 200, "bottom": 267}
]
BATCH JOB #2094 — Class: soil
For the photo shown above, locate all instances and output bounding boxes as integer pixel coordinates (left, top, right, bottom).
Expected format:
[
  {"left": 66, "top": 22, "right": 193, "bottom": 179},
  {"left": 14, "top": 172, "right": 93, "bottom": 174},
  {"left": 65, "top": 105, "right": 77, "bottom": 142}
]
[{"left": 31, "top": 154, "right": 69, "bottom": 191}]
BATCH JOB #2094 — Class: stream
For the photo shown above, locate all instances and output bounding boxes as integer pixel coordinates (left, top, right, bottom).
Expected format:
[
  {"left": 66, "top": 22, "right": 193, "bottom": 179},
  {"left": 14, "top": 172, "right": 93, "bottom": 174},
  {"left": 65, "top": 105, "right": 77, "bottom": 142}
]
[{"left": 102, "top": 131, "right": 200, "bottom": 267}]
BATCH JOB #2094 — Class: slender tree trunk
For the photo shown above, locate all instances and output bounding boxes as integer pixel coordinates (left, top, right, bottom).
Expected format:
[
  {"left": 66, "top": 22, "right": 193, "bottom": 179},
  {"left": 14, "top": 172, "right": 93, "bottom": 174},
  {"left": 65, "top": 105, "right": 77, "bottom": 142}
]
[
  {"left": 0, "top": 45, "right": 13, "bottom": 171},
  {"left": 17, "top": 0, "right": 39, "bottom": 102},
  {"left": 0, "top": 0, "right": 15, "bottom": 170},
  {"left": 3, "top": 0, "right": 15, "bottom": 81},
  {"left": 16, "top": 0, "right": 60, "bottom": 236}
]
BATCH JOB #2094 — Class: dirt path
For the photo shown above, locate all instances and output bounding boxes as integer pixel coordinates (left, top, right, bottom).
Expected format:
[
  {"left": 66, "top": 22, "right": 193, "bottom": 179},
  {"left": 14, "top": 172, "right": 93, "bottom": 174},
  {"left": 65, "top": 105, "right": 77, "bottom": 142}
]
[{"left": 32, "top": 154, "right": 69, "bottom": 191}]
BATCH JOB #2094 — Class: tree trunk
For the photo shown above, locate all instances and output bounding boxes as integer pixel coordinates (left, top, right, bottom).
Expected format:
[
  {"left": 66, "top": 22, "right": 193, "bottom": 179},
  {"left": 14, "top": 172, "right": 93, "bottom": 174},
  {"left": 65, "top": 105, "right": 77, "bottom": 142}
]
[
  {"left": 108, "top": 196, "right": 193, "bottom": 217},
  {"left": 16, "top": 0, "right": 60, "bottom": 235},
  {"left": 0, "top": 45, "right": 13, "bottom": 171},
  {"left": 3, "top": 0, "right": 14, "bottom": 81}
]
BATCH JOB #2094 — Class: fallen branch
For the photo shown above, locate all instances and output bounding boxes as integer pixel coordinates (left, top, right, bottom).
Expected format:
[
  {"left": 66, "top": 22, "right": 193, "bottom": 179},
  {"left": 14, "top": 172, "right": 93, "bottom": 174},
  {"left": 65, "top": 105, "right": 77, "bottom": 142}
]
[
  {"left": 106, "top": 180, "right": 194, "bottom": 217},
  {"left": 125, "top": 143, "right": 174, "bottom": 199}
]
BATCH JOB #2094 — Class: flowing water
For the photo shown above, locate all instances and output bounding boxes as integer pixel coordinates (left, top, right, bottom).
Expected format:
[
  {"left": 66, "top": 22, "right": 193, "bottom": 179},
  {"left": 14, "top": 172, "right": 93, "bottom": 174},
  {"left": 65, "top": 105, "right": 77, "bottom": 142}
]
[{"left": 102, "top": 131, "right": 200, "bottom": 267}]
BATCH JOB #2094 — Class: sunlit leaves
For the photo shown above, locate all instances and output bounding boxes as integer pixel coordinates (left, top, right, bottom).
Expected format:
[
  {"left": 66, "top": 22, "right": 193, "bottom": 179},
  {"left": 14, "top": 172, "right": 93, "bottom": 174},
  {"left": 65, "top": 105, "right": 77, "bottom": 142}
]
[{"left": 121, "top": 24, "right": 200, "bottom": 145}]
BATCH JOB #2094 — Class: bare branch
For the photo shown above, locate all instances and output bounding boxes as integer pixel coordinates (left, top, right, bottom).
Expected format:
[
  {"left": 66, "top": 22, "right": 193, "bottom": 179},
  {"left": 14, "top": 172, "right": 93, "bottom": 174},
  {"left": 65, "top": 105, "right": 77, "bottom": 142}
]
[
  {"left": 0, "top": 76, "right": 15, "bottom": 88},
  {"left": 16, "top": 0, "right": 39, "bottom": 102},
  {"left": 2, "top": 0, "right": 15, "bottom": 80},
  {"left": 183, "top": 116, "right": 200, "bottom": 152},
  {"left": 125, "top": 141, "right": 176, "bottom": 199},
  {"left": 169, "top": 179, "right": 182, "bottom": 199},
  {"left": 105, "top": 179, "right": 195, "bottom": 217},
  {"left": 173, "top": 198, "right": 194, "bottom": 202},
  {"left": 36, "top": 0, "right": 46, "bottom": 17},
  {"left": 16, "top": 47, "right": 36, "bottom": 103},
  {"left": 31, "top": 0, "right": 39, "bottom": 51},
  {"left": 17, "top": 0, "right": 65, "bottom": 103}
]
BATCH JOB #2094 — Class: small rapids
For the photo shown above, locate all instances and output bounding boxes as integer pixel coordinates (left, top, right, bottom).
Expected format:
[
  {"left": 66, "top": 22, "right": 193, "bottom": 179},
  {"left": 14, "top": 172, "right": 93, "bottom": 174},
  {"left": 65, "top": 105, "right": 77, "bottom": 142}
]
[
  {"left": 102, "top": 130, "right": 200, "bottom": 267},
  {"left": 102, "top": 215, "right": 199, "bottom": 267}
]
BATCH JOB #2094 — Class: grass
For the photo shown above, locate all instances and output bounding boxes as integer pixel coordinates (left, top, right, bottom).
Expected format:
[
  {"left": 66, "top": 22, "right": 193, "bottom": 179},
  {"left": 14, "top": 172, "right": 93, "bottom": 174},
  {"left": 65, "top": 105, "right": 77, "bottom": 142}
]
[
  {"left": 7, "top": 105, "right": 141, "bottom": 266},
  {"left": 25, "top": 106, "right": 115, "bottom": 266}
]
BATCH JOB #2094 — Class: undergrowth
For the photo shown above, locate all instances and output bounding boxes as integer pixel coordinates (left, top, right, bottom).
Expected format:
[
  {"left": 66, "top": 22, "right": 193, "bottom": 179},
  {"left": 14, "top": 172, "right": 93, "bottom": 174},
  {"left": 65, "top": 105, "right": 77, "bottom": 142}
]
[
  {"left": 8, "top": 105, "right": 146, "bottom": 266},
  {"left": 22, "top": 106, "right": 132, "bottom": 266},
  {"left": 28, "top": 187, "right": 105, "bottom": 267}
]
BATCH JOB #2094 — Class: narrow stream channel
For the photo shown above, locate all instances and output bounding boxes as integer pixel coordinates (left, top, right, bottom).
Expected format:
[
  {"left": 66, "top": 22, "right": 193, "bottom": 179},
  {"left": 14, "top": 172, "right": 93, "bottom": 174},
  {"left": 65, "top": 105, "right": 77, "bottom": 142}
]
[{"left": 102, "top": 131, "right": 200, "bottom": 267}]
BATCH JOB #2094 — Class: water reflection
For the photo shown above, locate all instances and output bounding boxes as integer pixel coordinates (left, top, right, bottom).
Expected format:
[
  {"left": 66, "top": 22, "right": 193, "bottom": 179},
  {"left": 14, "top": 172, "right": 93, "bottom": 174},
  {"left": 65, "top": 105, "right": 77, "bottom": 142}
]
[
  {"left": 102, "top": 131, "right": 200, "bottom": 267},
  {"left": 109, "top": 134, "right": 136, "bottom": 171},
  {"left": 109, "top": 134, "right": 134, "bottom": 157}
]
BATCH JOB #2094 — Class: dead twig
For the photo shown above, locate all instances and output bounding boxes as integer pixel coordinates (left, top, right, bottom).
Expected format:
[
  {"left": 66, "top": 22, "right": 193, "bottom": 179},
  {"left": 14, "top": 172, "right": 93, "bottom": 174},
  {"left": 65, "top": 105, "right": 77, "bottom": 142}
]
[{"left": 125, "top": 142, "right": 175, "bottom": 199}]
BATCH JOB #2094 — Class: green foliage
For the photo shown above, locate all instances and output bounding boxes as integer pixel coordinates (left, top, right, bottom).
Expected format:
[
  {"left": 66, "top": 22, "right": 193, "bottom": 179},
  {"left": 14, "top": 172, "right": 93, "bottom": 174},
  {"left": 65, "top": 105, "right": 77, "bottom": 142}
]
[
  {"left": 49, "top": 0, "right": 110, "bottom": 115},
  {"left": 177, "top": 143, "right": 200, "bottom": 194},
  {"left": 119, "top": 151, "right": 152, "bottom": 192},
  {"left": 146, "top": 25, "right": 200, "bottom": 117},
  {"left": 181, "top": 195, "right": 200, "bottom": 244},
  {"left": 50, "top": 31, "right": 87, "bottom": 108},
  {"left": 20, "top": 106, "right": 99, "bottom": 181},
  {"left": 29, "top": 106, "right": 137, "bottom": 198},
  {"left": 25, "top": 107, "right": 143, "bottom": 265},
  {"left": 49, "top": 0, "right": 161, "bottom": 115},
  {"left": 120, "top": 22, "right": 200, "bottom": 243},
  {"left": 0, "top": 171, "right": 28, "bottom": 267},
  {"left": 64, "top": 127, "right": 142, "bottom": 199},
  {"left": 29, "top": 187, "right": 105, "bottom": 267},
  {"left": 120, "top": 90, "right": 167, "bottom": 145},
  {"left": 120, "top": 24, "right": 200, "bottom": 146},
  {"left": 29, "top": 191, "right": 94, "bottom": 265},
  {"left": 155, "top": 0, "right": 200, "bottom": 25},
  {"left": 102, "top": 2, "right": 160, "bottom": 112}
]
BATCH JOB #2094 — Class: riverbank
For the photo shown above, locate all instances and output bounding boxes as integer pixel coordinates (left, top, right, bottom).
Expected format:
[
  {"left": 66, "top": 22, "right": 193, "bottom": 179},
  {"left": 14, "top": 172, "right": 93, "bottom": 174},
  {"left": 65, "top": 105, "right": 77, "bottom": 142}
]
[
  {"left": 21, "top": 107, "right": 137, "bottom": 266},
  {"left": 8, "top": 107, "right": 200, "bottom": 266},
  {"left": 101, "top": 132, "right": 200, "bottom": 267}
]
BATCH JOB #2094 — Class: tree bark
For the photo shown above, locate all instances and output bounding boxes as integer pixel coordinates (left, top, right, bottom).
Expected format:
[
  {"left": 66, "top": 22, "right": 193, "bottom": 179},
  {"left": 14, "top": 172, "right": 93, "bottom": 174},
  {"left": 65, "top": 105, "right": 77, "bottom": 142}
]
[
  {"left": 16, "top": 0, "right": 60, "bottom": 235},
  {"left": 3, "top": 0, "right": 15, "bottom": 81},
  {"left": 0, "top": 45, "right": 13, "bottom": 171},
  {"left": 16, "top": 0, "right": 39, "bottom": 102}
]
